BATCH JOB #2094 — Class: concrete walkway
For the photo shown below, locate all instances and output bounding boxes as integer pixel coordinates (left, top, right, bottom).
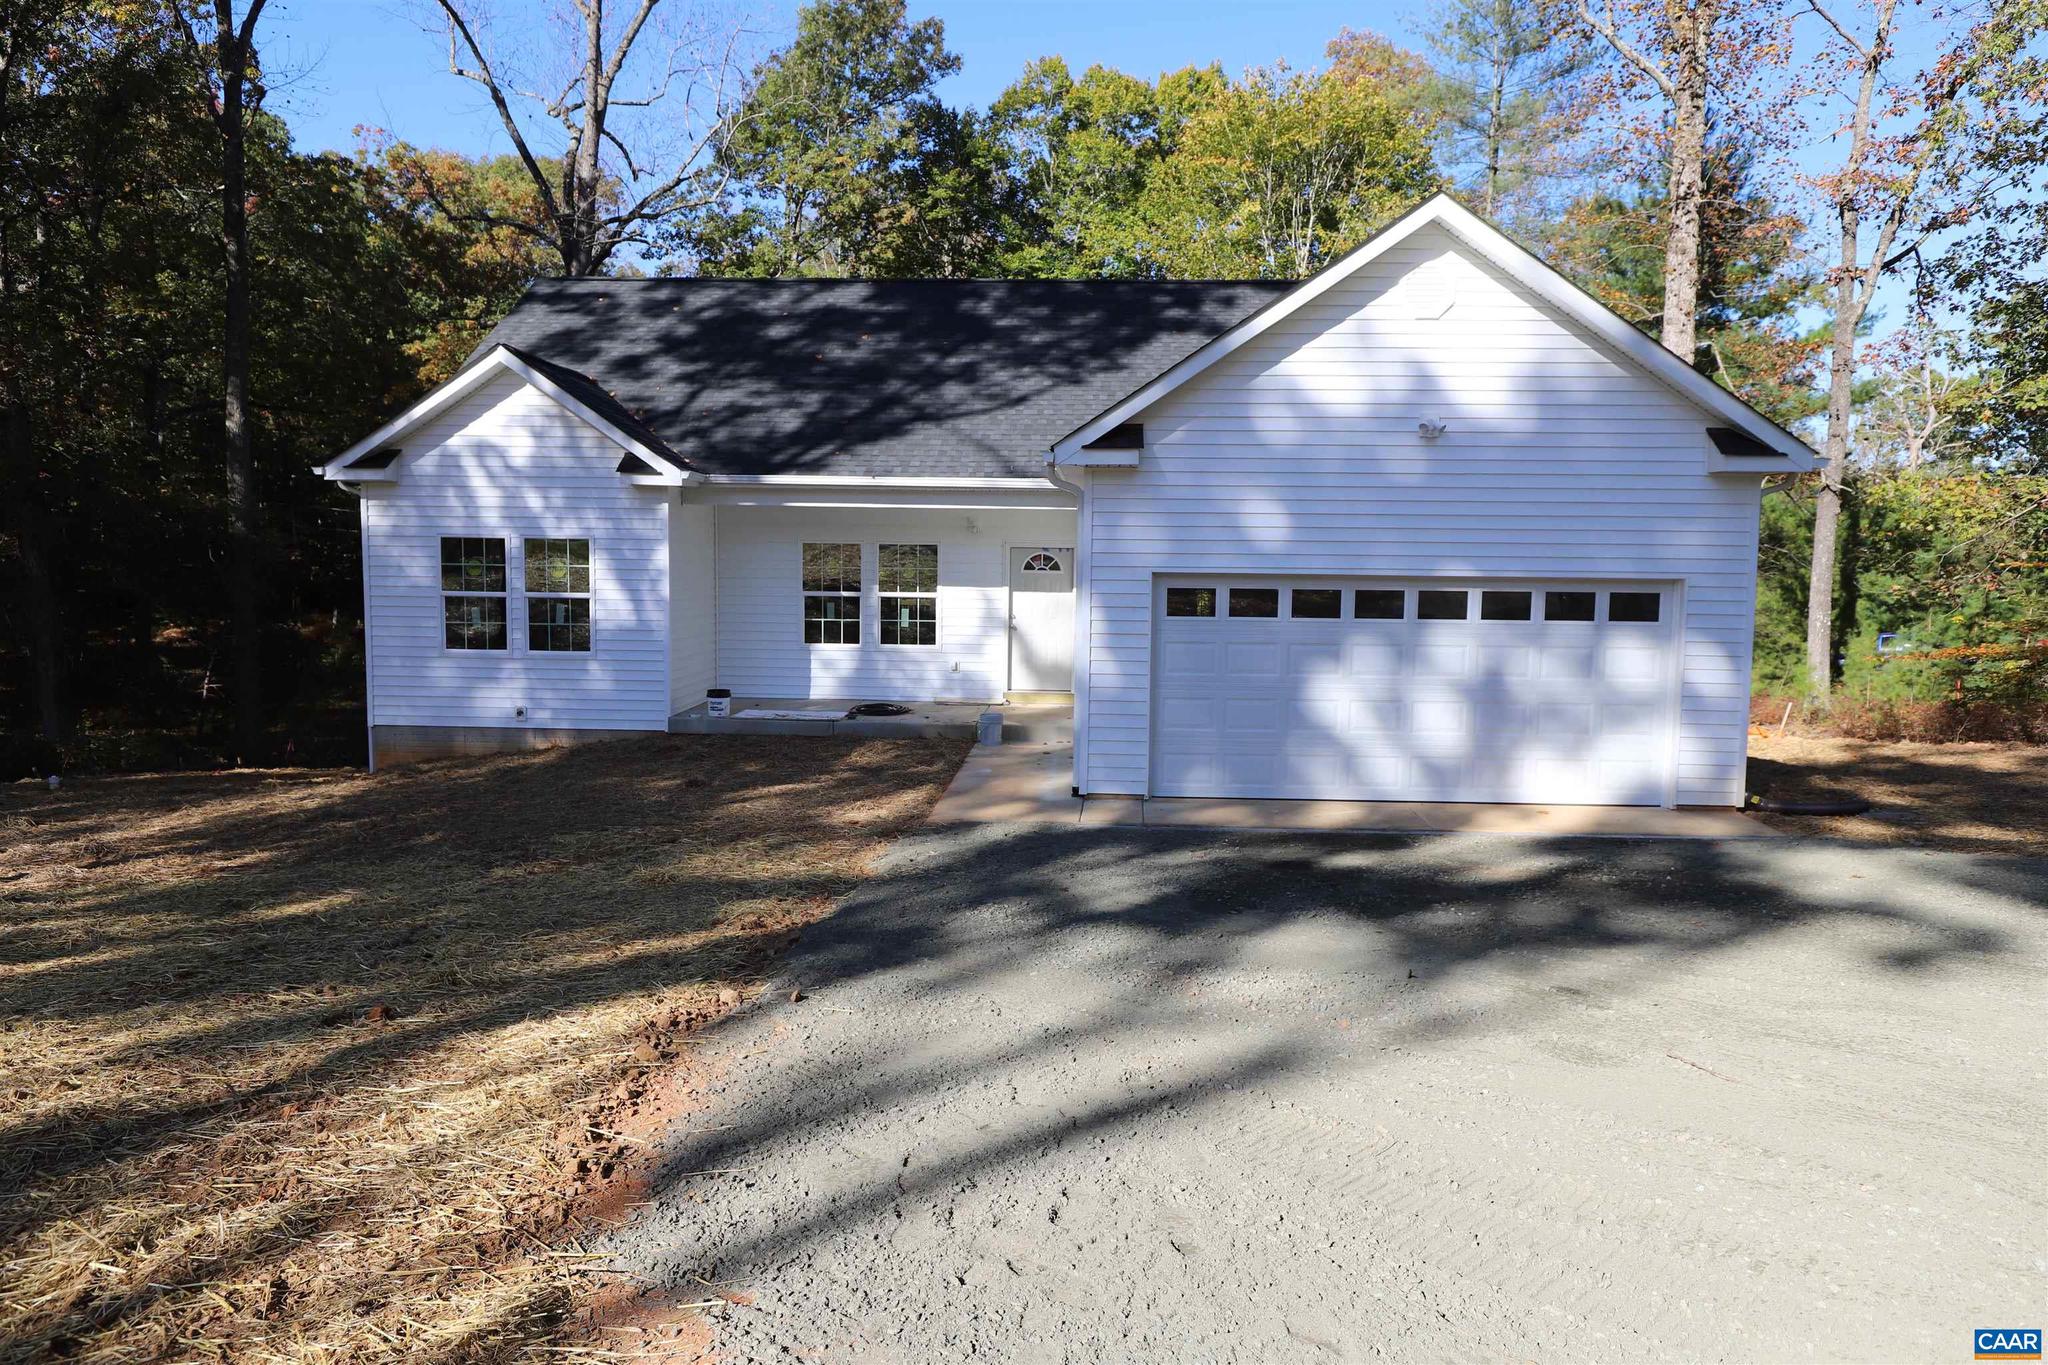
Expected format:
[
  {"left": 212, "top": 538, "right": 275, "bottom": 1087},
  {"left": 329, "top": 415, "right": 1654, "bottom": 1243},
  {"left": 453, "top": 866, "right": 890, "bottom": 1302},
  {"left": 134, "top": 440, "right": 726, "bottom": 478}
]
[{"left": 928, "top": 740, "right": 1780, "bottom": 838}]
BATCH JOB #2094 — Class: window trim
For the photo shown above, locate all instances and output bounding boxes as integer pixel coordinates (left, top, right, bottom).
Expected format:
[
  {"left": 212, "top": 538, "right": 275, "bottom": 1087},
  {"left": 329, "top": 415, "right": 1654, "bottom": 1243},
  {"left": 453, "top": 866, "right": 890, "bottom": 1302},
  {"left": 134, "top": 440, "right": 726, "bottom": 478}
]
[
  {"left": 877, "top": 543, "right": 940, "bottom": 648},
  {"left": 523, "top": 537, "right": 594, "bottom": 654},
  {"left": 440, "top": 535, "right": 508, "bottom": 652},
  {"left": 802, "top": 542, "right": 865, "bottom": 647}
]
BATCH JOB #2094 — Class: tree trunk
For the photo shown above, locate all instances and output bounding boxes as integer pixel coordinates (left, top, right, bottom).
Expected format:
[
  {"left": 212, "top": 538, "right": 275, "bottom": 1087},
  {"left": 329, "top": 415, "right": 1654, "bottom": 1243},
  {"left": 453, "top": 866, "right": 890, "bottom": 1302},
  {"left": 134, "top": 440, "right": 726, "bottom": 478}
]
[
  {"left": 188, "top": 0, "right": 272, "bottom": 763},
  {"left": 217, "top": 24, "right": 263, "bottom": 764},
  {"left": 1660, "top": 55, "right": 1707, "bottom": 363},
  {"left": 1482, "top": 22, "right": 1508, "bottom": 217},
  {"left": 1804, "top": 201, "right": 1862, "bottom": 698},
  {"left": 3, "top": 399, "right": 66, "bottom": 742},
  {"left": 561, "top": 0, "right": 607, "bottom": 276}
]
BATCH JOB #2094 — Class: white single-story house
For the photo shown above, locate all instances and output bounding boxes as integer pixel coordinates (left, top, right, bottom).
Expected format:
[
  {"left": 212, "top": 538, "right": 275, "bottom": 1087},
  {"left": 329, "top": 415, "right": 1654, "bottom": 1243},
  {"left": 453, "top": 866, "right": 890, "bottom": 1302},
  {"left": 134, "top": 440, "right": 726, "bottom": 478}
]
[{"left": 320, "top": 193, "right": 1812, "bottom": 807}]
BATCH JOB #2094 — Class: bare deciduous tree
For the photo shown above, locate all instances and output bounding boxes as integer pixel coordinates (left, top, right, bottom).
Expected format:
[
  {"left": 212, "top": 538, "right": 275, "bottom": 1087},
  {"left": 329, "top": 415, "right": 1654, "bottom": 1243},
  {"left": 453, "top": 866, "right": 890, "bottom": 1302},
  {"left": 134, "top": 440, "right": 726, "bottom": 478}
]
[
  {"left": 1862, "top": 330, "right": 1970, "bottom": 469},
  {"left": 428, "top": 0, "right": 755, "bottom": 276},
  {"left": 1793, "top": 0, "right": 2018, "bottom": 696}
]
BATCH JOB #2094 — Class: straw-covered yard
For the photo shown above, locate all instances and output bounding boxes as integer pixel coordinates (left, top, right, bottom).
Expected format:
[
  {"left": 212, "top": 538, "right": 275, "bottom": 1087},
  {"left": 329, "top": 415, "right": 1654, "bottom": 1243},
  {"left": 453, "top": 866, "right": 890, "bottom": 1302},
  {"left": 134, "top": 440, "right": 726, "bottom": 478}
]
[{"left": 0, "top": 735, "right": 966, "bottom": 1362}]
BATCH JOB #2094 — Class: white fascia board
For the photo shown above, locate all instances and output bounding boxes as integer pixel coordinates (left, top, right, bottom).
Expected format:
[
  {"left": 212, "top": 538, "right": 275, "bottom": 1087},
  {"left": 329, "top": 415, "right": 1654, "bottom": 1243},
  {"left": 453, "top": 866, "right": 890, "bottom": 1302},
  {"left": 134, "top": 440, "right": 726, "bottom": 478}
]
[
  {"left": 1057, "top": 447, "right": 1142, "bottom": 467},
  {"left": 694, "top": 473, "right": 1077, "bottom": 509},
  {"left": 704, "top": 474, "right": 1057, "bottom": 489},
  {"left": 1048, "top": 198, "right": 1449, "bottom": 461},
  {"left": 318, "top": 346, "right": 697, "bottom": 485},
  {"left": 1048, "top": 192, "right": 1815, "bottom": 468},
  {"left": 1422, "top": 199, "right": 1816, "bottom": 468}
]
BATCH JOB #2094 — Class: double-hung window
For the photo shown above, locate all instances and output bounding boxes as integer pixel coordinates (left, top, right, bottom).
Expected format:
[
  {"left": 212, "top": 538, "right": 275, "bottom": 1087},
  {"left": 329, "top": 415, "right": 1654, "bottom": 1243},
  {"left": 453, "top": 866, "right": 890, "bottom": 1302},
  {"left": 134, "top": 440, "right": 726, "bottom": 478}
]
[
  {"left": 803, "top": 543, "right": 862, "bottom": 644},
  {"left": 878, "top": 544, "right": 938, "bottom": 646},
  {"left": 525, "top": 538, "right": 592, "bottom": 652},
  {"left": 441, "top": 537, "right": 507, "bottom": 650}
]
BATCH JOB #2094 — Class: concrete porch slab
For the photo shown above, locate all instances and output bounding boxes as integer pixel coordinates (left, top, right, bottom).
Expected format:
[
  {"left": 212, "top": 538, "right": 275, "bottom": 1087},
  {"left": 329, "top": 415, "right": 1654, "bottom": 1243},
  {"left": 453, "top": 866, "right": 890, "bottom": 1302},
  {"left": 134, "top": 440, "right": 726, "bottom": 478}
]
[
  {"left": 928, "top": 741, "right": 1781, "bottom": 839},
  {"left": 670, "top": 697, "right": 1071, "bottom": 743}
]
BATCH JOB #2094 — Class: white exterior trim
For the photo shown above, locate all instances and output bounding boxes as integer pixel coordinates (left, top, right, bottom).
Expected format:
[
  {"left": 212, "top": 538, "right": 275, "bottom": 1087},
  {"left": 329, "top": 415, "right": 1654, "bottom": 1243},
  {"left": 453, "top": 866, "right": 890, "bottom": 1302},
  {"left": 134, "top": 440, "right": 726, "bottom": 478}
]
[
  {"left": 707, "top": 474, "right": 1058, "bottom": 489},
  {"left": 319, "top": 346, "right": 695, "bottom": 485},
  {"left": 1050, "top": 193, "right": 1815, "bottom": 468},
  {"left": 696, "top": 477, "right": 1075, "bottom": 511}
]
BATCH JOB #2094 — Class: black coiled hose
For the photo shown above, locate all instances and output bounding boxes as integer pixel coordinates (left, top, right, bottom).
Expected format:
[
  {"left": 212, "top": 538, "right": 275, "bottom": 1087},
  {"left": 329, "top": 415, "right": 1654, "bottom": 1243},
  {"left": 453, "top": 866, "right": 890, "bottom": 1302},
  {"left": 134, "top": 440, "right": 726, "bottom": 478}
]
[{"left": 1745, "top": 794, "right": 1873, "bottom": 816}]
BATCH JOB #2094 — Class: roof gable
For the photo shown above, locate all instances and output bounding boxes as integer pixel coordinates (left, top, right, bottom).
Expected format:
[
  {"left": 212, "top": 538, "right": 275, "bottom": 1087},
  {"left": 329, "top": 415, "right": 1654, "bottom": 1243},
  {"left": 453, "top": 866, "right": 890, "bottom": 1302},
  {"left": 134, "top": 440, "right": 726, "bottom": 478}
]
[
  {"left": 318, "top": 346, "right": 693, "bottom": 485},
  {"left": 1050, "top": 193, "right": 1815, "bottom": 469}
]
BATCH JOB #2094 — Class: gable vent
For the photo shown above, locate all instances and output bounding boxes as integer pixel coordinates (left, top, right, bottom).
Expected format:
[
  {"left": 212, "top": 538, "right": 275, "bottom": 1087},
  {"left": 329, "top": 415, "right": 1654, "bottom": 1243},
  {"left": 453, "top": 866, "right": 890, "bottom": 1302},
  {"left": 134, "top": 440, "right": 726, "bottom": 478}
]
[
  {"left": 1707, "top": 428, "right": 1783, "bottom": 458},
  {"left": 1082, "top": 422, "right": 1144, "bottom": 451}
]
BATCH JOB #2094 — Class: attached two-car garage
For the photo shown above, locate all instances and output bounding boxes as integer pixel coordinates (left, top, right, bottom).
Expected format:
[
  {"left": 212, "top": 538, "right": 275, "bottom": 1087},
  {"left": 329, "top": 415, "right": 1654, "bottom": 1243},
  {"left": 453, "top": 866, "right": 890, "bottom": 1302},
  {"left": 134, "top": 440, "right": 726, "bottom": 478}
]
[{"left": 1150, "top": 578, "right": 1679, "bottom": 806}]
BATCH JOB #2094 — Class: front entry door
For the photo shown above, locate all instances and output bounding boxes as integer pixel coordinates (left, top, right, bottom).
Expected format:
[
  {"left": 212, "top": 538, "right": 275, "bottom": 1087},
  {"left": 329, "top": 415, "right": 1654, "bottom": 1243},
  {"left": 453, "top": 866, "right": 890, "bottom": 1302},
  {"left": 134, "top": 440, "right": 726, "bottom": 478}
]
[{"left": 1008, "top": 546, "right": 1075, "bottom": 692}]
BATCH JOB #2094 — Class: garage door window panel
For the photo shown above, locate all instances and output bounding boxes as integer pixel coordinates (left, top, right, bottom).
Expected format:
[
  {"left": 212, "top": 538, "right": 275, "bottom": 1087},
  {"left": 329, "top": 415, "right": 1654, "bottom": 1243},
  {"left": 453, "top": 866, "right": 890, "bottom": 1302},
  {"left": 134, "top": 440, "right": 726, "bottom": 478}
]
[
  {"left": 1480, "top": 590, "right": 1532, "bottom": 621},
  {"left": 1165, "top": 587, "right": 1217, "bottom": 618},
  {"left": 1544, "top": 591, "right": 1596, "bottom": 622},
  {"left": 1290, "top": 588, "right": 1341, "bottom": 619},
  {"left": 1609, "top": 591, "right": 1662, "bottom": 623},
  {"left": 1354, "top": 589, "right": 1405, "bottom": 620},
  {"left": 1228, "top": 588, "right": 1279, "bottom": 618},
  {"left": 1417, "top": 589, "right": 1469, "bottom": 621}
]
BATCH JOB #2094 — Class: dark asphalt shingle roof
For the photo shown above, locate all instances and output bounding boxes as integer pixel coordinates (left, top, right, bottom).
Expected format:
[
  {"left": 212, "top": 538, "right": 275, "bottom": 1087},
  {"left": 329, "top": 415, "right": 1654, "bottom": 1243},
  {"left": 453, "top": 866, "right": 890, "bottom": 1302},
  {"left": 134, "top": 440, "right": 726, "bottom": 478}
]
[{"left": 473, "top": 278, "right": 1292, "bottom": 478}]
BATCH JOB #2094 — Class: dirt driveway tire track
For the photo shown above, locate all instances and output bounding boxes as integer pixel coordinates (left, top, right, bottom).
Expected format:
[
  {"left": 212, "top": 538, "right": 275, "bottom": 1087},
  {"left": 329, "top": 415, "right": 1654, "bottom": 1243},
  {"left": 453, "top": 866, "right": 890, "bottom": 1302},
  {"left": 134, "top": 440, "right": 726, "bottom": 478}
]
[{"left": 608, "top": 827, "right": 2047, "bottom": 1363}]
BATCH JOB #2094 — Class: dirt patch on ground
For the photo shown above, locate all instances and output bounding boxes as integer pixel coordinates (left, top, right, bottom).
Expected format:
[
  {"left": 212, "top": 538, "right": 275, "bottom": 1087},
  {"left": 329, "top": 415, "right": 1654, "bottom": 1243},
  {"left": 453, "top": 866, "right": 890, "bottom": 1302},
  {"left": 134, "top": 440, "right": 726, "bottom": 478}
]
[
  {"left": 1747, "top": 734, "right": 2048, "bottom": 852},
  {"left": 0, "top": 734, "right": 965, "bottom": 1362}
]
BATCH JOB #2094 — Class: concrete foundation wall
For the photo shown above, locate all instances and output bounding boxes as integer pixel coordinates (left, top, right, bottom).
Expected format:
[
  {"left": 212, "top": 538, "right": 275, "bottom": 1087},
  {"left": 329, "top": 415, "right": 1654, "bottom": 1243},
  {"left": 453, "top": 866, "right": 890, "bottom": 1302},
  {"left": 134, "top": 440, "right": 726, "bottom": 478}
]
[{"left": 370, "top": 724, "right": 650, "bottom": 769}]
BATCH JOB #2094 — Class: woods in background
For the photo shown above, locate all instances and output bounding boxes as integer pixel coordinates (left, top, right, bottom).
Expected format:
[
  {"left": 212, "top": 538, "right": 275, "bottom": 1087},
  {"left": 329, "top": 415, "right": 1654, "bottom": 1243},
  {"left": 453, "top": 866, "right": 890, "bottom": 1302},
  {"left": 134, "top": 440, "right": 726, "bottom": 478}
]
[{"left": 2, "top": 0, "right": 2043, "bottom": 770}]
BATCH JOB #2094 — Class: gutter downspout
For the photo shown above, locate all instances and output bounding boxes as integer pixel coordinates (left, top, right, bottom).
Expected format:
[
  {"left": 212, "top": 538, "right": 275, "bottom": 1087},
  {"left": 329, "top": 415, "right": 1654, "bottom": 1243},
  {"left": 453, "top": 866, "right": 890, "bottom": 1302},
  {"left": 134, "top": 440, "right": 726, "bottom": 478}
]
[{"left": 1045, "top": 457, "right": 1088, "bottom": 797}]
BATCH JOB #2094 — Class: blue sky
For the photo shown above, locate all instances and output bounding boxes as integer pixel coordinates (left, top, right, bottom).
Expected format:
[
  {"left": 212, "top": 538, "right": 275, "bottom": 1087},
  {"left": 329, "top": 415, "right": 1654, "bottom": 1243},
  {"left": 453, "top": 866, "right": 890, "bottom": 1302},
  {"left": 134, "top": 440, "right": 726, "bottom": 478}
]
[
  {"left": 262, "top": 0, "right": 1428, "bottom": 158},
  {"left": 258, "top": 0, "right": 1976, "bottom": 341}
]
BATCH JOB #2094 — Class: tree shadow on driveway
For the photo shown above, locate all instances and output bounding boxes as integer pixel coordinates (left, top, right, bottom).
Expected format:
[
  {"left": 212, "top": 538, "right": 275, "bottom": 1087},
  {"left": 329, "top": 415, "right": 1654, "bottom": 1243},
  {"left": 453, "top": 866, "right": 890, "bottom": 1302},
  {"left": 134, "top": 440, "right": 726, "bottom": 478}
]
[{"left": 619, "top": 824, "right": 2048, "bottom": 1361}]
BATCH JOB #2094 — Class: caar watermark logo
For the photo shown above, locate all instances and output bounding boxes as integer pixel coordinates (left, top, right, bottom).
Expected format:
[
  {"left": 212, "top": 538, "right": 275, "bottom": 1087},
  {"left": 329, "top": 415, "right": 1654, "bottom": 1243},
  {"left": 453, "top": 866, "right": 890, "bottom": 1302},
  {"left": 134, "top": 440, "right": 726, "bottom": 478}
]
[{"left": 1976, "top": 1329, "right": 2042, "bottom": 1360}]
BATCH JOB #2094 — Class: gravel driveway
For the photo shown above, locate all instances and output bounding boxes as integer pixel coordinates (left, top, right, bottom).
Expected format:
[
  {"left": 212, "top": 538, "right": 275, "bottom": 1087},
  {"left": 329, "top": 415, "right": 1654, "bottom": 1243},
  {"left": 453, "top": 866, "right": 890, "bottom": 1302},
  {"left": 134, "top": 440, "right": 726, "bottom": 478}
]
[{"left": 611, "top": 827, "right": 2047, "bottom": 1362}]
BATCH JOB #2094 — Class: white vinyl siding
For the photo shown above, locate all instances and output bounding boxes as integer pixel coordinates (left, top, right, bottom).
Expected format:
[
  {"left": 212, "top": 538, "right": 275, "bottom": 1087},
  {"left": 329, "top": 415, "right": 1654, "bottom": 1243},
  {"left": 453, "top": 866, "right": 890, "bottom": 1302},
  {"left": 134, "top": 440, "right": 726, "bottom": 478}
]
[
  {"left": 668, "top": 499, "right": 715, "bottom": 711},
  {"left": 712, "top": 505, "right": 1074, "bottom": 702},
  {"left": 1079, "top": 223, "right": 1761, "bottom": 806},
  {"left": 359, "top": 372, "right": 672, "bottom": 733}
]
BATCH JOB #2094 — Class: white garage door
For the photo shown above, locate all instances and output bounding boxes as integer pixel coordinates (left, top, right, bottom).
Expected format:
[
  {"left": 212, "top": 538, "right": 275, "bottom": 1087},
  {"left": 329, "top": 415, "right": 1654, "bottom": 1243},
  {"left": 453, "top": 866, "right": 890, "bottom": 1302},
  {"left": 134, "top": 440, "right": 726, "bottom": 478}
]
[{"left": 1151, "top": 578, "right": 1678, "bottom": 805}]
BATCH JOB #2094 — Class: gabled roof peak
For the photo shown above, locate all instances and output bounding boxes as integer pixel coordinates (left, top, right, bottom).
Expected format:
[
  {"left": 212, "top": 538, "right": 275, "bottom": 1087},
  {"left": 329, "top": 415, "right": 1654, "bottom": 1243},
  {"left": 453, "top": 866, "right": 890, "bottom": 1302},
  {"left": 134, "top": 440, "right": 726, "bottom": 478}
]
[{"left": 1051, "top": 192, "right": 1814, "bottom": 467}]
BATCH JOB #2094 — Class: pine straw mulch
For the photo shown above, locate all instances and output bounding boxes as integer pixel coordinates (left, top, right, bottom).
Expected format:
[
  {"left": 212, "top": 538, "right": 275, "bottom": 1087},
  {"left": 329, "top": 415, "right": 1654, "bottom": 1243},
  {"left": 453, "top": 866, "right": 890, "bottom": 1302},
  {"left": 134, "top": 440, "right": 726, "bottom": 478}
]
[
  {"left": 0, "top": 734, "right": 968, "bottom": 1363},
  {"left": 1746, "top": 733, "right": 2048, "bottom": 854}
]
